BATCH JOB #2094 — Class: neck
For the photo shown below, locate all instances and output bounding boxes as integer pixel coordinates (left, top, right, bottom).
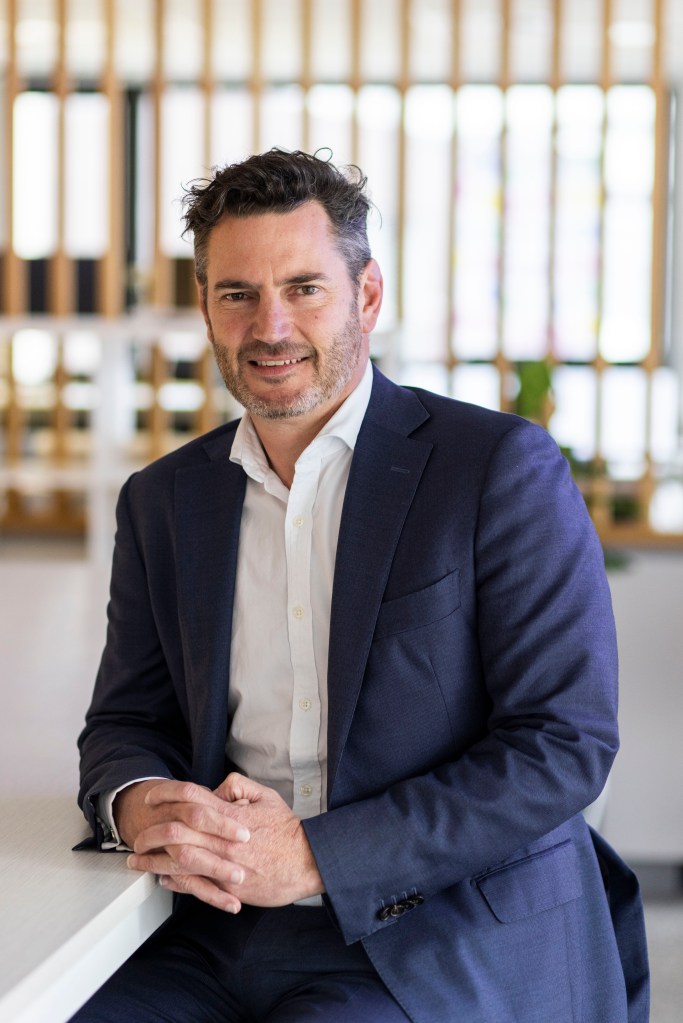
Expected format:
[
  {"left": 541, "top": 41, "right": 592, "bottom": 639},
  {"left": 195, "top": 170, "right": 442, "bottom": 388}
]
[
  {"left": 251, "top": 415, "right": 323, "bottom": 489},
  {"left": 248, "top": 358, "right": 369, "bottom": 488}
]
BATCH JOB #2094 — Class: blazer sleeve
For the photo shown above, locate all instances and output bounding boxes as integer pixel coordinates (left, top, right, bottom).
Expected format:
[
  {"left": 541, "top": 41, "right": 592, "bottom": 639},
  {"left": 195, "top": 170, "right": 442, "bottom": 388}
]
[
  {"left": 77, "top": 475, "right": 192, "bottom": 837},
  {"left": 304, "top": 420, "right": 620, "bottom": 944}
]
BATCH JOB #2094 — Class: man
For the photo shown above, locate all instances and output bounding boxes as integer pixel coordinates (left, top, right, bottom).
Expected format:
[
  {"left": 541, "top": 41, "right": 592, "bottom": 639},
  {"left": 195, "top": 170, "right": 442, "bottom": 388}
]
[{"left": 75, "top": 149, "right": 648, "bottom": 1022}]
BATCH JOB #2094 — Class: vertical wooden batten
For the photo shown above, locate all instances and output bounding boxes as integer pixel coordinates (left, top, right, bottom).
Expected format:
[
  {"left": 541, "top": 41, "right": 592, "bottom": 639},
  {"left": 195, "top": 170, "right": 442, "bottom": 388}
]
[
  {"left": 641, "top": 0, "right": 668, "bottom": 523},
  {"left": 2, "top": 0, "right": 23, "bottom": 528},
  {"left": 100, "top": 0, "right": 125, "bottom": 318},
  {"left": 649, "top": 0, "right": 667, "bottom": 371},
  {"left": 150, "top": 0, "right": 172, "bottom": 307},
  {"left": 590, "top": 0, "right": 614, "bottom": 534},
  {"left": 250, "top": 0, "right": 263, "bottom": 151},
  {"left": 495, "top": 0, "right": 512, "bottom": 412},
  {"left": 349, "top": 0, "right": 362, "bottom": 163},
  {"left": 148, "top": 0, "right": 171, "bottom": 460},
  {"left": 197, "top": 0, "right": 215, "bottom": 437},
  {"left": 2, "top": 0, "right": 24, "bottom": 314},
  {"left": 301, "top": 0, "right": 313, "bottom": 153},
  {"left": 395, "top": 0, "right": 411, "bottom": 329},
  {"left": 50, "top": 0, "right": 74, "bottom": 318},
  {"left": 148, "top": 340, "right": 167, "bottom": 461},
  {"left": 48, "top": 0, "right": 75, "bottom": 530},
  {"left": 546, "top": 0, "right": 563, "bottom": 368},
  {"left": 446, "top": 0, "right": 461, "bottom": 374},
  {"left": 201, "top": 0, "right": 214, "bottom": 174}
]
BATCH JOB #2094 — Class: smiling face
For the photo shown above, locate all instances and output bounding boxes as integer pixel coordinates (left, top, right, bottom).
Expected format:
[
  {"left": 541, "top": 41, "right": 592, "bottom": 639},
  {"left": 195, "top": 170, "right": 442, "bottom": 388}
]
[{"left": 198, "top": 201, "right": 382, "bottom": 430}]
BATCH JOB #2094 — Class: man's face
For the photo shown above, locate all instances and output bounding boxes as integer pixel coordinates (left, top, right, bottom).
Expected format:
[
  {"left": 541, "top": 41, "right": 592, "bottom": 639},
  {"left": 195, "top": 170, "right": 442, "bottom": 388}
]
[{"left": 198, "top": 201, "right": 382, "bottom": 426}]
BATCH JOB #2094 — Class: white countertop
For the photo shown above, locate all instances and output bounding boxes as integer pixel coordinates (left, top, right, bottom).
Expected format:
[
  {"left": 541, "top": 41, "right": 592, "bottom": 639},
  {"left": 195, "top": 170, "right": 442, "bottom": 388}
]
[
  {"left": 0, "top": 559, "right": 172, "bottom": 1022},
  {"left": 0, "top": 794, "right": 172, "bottom": 1023}
]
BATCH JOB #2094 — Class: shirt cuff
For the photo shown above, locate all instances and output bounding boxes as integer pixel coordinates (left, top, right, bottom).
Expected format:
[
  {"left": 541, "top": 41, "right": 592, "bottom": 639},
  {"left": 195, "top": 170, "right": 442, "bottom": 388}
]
[{"left": 96, "top": 777, "right": 167, "bottom": 851}]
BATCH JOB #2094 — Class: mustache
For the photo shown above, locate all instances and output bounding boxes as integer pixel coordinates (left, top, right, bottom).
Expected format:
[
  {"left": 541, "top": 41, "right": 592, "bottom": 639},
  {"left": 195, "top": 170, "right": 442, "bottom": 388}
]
[{"left": 238, "top": 341, "right": 315, "bottom": 363}]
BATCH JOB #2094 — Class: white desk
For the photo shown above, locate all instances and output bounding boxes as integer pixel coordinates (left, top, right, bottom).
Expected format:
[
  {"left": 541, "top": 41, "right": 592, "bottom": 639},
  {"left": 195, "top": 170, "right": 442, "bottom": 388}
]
[{"left": 0, "top": 795, "right": 172, "bottom": 1023}]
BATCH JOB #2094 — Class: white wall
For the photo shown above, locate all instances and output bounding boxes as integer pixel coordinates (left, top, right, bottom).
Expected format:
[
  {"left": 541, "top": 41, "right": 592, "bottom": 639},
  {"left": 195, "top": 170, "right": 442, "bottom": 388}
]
[{"left": 603, "top": 550, "right": 683, "bottom": 861}]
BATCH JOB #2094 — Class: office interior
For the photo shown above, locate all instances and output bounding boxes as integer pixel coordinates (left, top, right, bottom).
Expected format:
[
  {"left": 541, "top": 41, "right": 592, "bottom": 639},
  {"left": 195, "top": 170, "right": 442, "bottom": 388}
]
[{"left": 0, "top": 1, "right": 682, "bottom": 1021}]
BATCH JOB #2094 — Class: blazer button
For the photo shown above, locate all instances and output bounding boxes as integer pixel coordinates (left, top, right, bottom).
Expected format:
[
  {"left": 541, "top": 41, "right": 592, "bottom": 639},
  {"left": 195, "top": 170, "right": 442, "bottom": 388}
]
[
  {"left": 378, "top": 904, "right": 406, "bottom": 921},
  {"left": 377, "top": 893, "right": 424, "bottom": 922}
]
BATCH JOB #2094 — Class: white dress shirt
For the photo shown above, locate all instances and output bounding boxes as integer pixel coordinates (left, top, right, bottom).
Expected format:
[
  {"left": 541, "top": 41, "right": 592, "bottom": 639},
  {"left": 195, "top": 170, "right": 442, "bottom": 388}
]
[
  {"left": 226, "top": 361, "right": 373, "bottom": 820},
  {"left": 98, "top": 362, "right": 373, "bottom": 852}
]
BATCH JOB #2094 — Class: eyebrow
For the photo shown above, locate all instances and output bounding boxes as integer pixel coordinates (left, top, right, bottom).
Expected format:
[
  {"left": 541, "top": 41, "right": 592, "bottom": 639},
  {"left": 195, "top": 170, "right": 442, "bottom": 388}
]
[{"left": 212, "top": 272, "right": 331, "bottom": 292}]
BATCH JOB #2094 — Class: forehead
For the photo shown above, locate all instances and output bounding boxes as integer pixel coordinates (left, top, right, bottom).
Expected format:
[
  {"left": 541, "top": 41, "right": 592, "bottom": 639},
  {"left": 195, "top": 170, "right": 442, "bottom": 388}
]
[{"left": 204, "top": 201, "right": 346, "bottom": 280}]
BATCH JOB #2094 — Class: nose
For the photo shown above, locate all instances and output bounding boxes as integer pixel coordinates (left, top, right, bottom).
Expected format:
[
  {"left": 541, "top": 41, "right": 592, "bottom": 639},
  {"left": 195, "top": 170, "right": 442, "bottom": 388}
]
[{"left": 252, "top": 293, "right": 291, "bottom": 342}]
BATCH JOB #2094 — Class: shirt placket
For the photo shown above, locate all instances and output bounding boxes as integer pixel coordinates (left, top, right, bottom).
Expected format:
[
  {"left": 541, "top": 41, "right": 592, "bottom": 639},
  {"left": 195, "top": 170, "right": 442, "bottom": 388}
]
[{"left": 285, "top": 457, "right": 324, "bottom": 819}]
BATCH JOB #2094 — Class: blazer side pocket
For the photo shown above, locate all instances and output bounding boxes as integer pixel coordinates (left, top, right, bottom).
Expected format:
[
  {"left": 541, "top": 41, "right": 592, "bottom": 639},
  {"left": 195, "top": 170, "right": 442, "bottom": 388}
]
[
  {"left": 374, "top": 569, "right": 461, "bottom": 640},
  {"left": 475, "top": 840, "right": 582, "bottom": 924}
]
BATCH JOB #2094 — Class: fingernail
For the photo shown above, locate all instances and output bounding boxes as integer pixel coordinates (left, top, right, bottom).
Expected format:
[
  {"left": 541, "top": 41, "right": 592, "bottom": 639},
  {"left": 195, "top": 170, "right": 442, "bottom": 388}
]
[
  {"left": 158, "top": 875, "right": 168, "bottom": 887},
  {"left": 230, "top": 869, "right": 244, "bottom": 884},
  {"left": 236, "top": 827, "right": 250, "bottom": 843},
  {"left": 126, "top": 855, "right": 136, "bottom": 869}
]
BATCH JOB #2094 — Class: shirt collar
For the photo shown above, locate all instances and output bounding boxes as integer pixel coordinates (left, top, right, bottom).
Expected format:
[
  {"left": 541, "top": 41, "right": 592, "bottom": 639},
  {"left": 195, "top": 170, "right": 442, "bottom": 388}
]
[{"left": 230, "top": 360, "right": 373, "bottom": 483}]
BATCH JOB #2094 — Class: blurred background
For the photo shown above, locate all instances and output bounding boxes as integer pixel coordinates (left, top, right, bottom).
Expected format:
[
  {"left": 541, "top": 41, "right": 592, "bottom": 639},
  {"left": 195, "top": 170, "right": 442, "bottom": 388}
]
[{"left": 0, "top": 2, "right": 682, "bottom": 1019}]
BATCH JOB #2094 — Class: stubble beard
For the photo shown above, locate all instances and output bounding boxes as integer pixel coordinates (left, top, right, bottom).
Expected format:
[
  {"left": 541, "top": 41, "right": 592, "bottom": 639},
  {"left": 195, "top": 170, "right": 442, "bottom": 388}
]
[{"left": 209, "top": 313, "right": 365, "bottom": 420}]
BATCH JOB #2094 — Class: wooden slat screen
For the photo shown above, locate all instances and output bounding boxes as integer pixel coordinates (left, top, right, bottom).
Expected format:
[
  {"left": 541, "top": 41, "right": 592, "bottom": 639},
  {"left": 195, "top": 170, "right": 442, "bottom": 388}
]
[{"left": 0, "top": 0, "right": 681, "bottom": 545}]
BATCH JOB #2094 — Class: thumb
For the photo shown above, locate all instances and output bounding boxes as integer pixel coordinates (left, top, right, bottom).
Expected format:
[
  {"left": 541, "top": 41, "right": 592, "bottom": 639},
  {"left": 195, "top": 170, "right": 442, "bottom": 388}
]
[{"left": 214, "top": 772, "right": 265, "bottom": 803}]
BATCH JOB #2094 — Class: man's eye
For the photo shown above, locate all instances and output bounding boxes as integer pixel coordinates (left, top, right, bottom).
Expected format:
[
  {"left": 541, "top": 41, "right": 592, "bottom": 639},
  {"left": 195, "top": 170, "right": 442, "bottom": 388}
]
[
  {"left": 298, "top": 285, "right": 319, "bottom": 296},
  {"left": 223, "top": 292, "right": 247, "bottom": 302}
]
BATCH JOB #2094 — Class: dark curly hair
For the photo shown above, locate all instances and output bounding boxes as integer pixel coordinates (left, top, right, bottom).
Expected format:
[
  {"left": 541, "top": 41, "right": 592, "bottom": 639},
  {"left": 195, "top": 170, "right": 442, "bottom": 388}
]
[{"left": 182, "top": 149, "right": 373, "bottom": 300}]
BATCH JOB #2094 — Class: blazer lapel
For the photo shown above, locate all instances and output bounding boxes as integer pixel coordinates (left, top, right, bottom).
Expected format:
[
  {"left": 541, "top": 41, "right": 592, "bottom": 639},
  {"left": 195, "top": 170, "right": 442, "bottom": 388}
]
[
  {"left": 174, "top": 431, "right": 246, "bottom": 787},
  {"left": 327, "top": 372, "right": 432, "bottom": 801}
]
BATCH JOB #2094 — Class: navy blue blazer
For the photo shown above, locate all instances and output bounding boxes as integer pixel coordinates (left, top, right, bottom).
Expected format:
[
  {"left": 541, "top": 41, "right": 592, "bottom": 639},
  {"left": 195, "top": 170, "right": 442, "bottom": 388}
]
[{"left": 79, "top": 367, "right": 649, "bottom": 1022}]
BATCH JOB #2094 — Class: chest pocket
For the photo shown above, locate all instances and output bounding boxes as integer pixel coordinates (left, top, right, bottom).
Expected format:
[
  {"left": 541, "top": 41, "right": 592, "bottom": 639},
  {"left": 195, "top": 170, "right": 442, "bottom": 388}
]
[{"left": 374, "top": 568, "right": 461, "bottom": 640}]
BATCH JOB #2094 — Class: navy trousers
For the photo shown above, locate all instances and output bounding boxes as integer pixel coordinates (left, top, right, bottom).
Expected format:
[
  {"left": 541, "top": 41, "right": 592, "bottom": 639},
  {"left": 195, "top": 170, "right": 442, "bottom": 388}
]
[{"left": 69, "top": 902, "right": 411, "bottom": 1023}]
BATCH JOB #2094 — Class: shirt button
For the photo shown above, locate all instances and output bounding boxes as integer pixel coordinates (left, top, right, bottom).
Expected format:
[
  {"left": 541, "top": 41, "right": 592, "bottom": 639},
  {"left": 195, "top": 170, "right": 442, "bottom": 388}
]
[
  {"left": 300, "top": 784, "right": 313, "bottom": 797},
  {"left": 292, "top": 606, "right": 305, "bottom": 619},
  {"left": 293, "top": 516, "right": 305, "bottom": 527},
  {"left": 299, "top": 698, "right": 312, "bottom": 711}
]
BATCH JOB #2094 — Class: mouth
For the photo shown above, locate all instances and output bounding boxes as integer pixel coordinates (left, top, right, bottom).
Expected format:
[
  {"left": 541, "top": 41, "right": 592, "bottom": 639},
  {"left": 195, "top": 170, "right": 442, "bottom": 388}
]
[{"left": 251, "top": 357, "right": 307, "bottom": 367}]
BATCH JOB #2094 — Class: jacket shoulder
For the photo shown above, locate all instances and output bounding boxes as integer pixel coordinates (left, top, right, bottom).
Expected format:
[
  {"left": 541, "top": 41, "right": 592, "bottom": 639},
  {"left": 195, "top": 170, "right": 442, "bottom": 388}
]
[
  {"left": 406, "top": 385, "right": 525, "bottom": 434},
  {"left": 133, "top": 419, "right": 239, "bottom": 481},
  {"left": 402, "top": 384, "right": 555, "bottom": 462}
]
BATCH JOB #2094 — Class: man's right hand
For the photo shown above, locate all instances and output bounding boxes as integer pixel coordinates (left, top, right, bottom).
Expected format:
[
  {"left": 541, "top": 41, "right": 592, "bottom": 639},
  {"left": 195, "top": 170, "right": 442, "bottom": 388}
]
[{"left": 116, "top": 779, "right": 251, "bottom": 914}]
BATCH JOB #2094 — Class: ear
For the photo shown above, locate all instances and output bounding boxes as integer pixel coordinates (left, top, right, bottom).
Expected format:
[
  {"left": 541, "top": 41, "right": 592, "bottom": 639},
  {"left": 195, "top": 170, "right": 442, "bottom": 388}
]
[
  {"left": 358, "top": 259, "right": 383, "bottom": 334},
  {"left": 196, "top": 278, "right": 210, "bottom": 329}
]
